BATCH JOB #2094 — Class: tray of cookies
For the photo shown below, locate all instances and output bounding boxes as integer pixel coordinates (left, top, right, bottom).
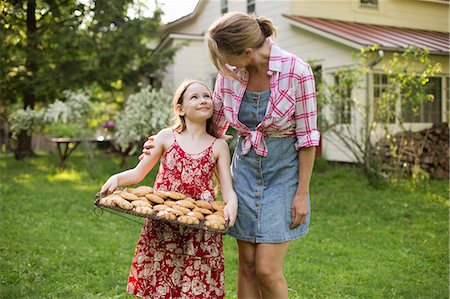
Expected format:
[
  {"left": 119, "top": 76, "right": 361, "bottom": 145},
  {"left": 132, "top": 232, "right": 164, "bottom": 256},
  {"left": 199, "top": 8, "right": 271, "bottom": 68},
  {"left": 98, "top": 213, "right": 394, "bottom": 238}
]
[{"left": 94, "top": 185, "right": 228, "bottom": 234}]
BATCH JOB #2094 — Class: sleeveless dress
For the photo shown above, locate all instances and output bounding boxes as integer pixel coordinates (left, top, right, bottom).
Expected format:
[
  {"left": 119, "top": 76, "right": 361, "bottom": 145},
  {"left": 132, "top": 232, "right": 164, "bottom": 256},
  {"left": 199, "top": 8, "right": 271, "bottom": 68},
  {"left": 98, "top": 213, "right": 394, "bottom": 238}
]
[
  {"left": 227, "top": 90, "right": 311, "bottom": 243},
  {"left": 127, "top": 132, "right": 225, "bottom": 299}
]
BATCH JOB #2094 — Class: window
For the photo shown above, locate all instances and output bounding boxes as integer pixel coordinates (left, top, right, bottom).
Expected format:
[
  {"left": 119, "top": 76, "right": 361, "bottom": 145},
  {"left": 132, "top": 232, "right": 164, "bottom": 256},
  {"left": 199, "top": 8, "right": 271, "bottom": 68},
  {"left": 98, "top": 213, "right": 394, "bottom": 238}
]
[
  {"left": 403, "top": 77, "right": 442, "bottom": 123},
  {"left": 360, "top": 0, "right": 378, "bottom": 7},
  {"left": 221, "top": 0, "right": 228, "bottom": 14},
  {"left": 334, "top": 74, "right": 352, "bottom": 124},
  {"left": 247, "top": 0, "right": 255, "bottom": 14},
  {"left": 373, "top": 73, "right": 396, "bottom": 123}
]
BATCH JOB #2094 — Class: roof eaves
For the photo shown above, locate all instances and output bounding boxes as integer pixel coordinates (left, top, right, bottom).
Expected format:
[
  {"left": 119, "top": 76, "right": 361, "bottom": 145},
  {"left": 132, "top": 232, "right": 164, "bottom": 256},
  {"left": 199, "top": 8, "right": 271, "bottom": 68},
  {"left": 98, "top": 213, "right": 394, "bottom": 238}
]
[
  {"left": 153, "top": 33, "right": 204, "bottom": 53},
  {"left": 163, "top": 0, "right": 204, "bottom": 30}
]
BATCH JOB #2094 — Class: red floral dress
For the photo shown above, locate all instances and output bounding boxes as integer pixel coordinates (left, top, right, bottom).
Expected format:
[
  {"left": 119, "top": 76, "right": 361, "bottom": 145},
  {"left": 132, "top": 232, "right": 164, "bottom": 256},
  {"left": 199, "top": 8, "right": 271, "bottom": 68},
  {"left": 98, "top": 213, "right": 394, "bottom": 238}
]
[{"left": 127, "top": 132, "right": 224, "bottom": 299}]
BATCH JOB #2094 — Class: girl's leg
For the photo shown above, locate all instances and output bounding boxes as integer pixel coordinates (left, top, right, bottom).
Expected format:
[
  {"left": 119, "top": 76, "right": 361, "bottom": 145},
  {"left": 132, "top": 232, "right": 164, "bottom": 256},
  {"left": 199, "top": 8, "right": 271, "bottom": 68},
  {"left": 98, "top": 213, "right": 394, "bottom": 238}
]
[
  {"left": 254, "top": 242, "right": 290, "bottom": 299},
  {"left": 237, "top": 240, "right": 262, "bottom": 299}
]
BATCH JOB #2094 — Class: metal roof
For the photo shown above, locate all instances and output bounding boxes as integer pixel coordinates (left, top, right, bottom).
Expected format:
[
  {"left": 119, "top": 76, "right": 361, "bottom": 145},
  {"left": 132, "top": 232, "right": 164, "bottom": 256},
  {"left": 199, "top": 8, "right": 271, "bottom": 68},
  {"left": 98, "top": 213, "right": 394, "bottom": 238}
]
[{"left": 283, "top": 15, "right": 450, "bottom": 54}]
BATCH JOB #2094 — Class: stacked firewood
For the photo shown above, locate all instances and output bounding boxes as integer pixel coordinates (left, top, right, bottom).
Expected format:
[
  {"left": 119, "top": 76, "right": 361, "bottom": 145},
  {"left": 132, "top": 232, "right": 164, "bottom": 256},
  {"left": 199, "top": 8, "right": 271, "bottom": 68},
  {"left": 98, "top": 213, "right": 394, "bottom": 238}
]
[{"left": 373, "top": 123, "right": 449, "bottom": 179}]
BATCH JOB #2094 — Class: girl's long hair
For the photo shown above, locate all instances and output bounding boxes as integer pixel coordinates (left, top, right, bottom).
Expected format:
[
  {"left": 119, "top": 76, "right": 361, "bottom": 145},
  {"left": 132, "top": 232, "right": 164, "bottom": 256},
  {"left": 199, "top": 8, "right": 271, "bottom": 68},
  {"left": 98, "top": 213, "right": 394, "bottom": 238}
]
[
  {"left": 172, "top": 80, "right": 218, "bottom": 137},
  {"left": 206, "top": 12, "right": 276, "bottom": 80}
]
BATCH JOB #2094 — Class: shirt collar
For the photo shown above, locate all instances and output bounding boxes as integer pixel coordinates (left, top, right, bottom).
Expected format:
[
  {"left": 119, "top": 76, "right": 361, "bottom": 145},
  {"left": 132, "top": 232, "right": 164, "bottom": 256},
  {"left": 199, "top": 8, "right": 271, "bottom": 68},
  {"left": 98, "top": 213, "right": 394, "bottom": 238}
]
[{"left": 267, "top": 38, "right": 282, "bottom": 74}]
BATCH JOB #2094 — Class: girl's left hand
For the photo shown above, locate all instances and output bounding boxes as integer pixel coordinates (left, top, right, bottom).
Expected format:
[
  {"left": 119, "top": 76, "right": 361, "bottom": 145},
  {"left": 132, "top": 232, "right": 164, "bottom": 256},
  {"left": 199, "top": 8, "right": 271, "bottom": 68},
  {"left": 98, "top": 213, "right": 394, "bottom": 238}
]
[
  {"left": 223, "top": 199, "right": 238, "bottom": 227},
  {"left": 291, "top": 193, "right": 308, "bottom": 229}
]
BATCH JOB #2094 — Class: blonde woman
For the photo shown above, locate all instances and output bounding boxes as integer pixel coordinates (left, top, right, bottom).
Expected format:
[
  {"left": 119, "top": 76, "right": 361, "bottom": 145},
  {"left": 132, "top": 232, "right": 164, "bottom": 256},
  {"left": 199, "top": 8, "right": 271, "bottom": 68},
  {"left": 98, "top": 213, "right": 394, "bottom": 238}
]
[{"left": 141, "top": 12, "right": 319, "bottom": 299}]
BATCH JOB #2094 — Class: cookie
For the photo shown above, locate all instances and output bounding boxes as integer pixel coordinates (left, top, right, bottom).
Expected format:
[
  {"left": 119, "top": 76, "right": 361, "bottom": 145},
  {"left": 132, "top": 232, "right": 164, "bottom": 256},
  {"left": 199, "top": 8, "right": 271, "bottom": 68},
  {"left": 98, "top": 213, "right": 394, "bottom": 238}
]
[
  {"left": 172, "top": 205, "right": 191, "bottom": 215},
  {"left": 164, "top": 200, "right": 176, "bottom": 208},
  {"left": 157, "top": 210, "right": 177, "bottom": 220},
  {"left": 113, "top": 197, "right": 133, "bottom": 210},
  {"left": 187, "top": 211, "right": 204, "bottom": 220},
  {"left": 153, "top": 190, "right": 170, "bottom": 199},
  {"left": 175, "top": 200, "right": 196, "bottom": 209},
  {"left": 178, "top": 215, "right": 200, "bottom": 225},
  {"left": 134, "top": 206, "right": 153, "bottom": 215},
  {"left": 166, "top": 208, "right": 184, "bottom": 216},
  {"left": 211, "top": 201, "right": 225, "bottom": 211},
  {"left": 167, "top": 191, "right": 186, "bottom": 200},
  {"left": 204, "top": 220, "right": 226, "bottom": 230},
  {"left": 192, "top": 207, "right": 213, "bottom": 215},
  {"left": 195, "top": 200, "right": 213, "bottom": 210},
  {"left": 99, "top": 195, "right": 119, "bottom": 207},
  {"left": 205, "top": 214, "right": 225, "bottom": 223},
  {"left": 131, "top": 186, "right": 154, "bottom": 196},
  {"left": 118, "top": 190, "right": 140, "bottom": 201},
  {"left": 131, "top": 200, "right": 152, "bottom": 208},
  {"left": 213, "top": 210, "right": 224, "bottom": 217},
  {"left": 153, "top": 204, "right": 169, "bottom": 212},
  {"left": 185, "top": 197, "right": 196, "bottom": 203},
  {"left": 145, "top": 194, "right": 165, "bottom": 204}
]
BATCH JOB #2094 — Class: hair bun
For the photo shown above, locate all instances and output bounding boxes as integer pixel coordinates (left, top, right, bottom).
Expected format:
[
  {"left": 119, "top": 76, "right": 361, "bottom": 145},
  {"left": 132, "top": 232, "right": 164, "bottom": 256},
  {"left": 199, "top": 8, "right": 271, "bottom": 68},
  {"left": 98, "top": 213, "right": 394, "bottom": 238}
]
[{"left": 256, "top": 16, "right": 274, "bottom": 37}]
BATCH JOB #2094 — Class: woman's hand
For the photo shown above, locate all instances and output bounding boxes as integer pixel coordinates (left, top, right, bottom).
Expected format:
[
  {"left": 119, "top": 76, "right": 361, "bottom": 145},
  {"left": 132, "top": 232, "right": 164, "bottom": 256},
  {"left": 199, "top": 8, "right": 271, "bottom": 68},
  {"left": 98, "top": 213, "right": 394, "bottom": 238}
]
[
  {"left": 138, "top": 136, "right": 155, "bottom": 161},
  {"left": 223, "top": 199, "right": 238, "bottom": 227},
  {"left": 100, "top": 175, "right": 119, "bottom": 195},
  {"left": 291, "top": 193, "right": 308, "bottom": 229}
]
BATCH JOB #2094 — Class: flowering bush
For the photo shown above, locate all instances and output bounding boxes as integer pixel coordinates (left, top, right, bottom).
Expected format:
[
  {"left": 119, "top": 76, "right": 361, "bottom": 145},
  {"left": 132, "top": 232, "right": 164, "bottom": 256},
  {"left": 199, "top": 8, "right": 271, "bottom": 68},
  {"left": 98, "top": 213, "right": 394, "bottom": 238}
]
[
  {"left": 114, "top": 86, "right": 172, "bottom": 155},
  {"left": 8, "top": 89, "right": 94, "bottom": 138}
]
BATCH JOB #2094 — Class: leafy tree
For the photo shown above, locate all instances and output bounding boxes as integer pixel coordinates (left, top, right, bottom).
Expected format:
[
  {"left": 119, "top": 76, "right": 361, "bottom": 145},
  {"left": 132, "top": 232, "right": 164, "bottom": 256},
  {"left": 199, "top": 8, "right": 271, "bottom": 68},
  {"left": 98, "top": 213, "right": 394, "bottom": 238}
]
[
  {"left": 316, "top": 46, "right": 441, "bottom": 185},
  {"left": 1, "top": 0, "right": 176, "bottom": 159}
]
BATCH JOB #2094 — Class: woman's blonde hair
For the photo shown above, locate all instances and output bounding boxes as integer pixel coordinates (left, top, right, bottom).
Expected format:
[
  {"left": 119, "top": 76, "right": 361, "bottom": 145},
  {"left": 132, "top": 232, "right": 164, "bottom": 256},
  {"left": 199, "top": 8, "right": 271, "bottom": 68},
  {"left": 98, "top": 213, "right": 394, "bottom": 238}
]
[
  {"left": 206, "top": 12, "right": 276, "bottom": 80},
  {"left": 172, "top": 80, "right": 217, "bottom": 137}
]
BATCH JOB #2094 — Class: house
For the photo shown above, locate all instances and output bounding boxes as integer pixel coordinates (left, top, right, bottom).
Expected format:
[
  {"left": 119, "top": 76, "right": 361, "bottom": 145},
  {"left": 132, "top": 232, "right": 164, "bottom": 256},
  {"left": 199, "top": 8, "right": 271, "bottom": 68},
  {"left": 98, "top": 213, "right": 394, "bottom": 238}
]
[{"left": 153, "top": 0, "right": 449, "bottom": 162}]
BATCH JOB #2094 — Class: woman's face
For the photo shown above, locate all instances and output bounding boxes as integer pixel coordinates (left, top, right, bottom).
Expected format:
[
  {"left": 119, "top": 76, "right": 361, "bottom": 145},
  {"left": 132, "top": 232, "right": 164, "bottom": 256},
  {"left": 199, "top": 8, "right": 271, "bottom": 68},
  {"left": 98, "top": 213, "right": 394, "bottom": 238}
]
[{"left": 223, "top": 51, "right": 252, "bottom": 70}]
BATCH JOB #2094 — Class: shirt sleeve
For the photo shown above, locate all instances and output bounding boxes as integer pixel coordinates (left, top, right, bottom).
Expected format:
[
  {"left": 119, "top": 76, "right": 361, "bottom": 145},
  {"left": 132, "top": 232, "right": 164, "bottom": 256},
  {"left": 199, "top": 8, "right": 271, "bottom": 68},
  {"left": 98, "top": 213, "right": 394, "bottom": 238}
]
[
  {"left": 212, "top": 74, "right": 229, "bottom": 137},
  {"left": 294, "top": 62, "right": 321, "bottom": 150}
]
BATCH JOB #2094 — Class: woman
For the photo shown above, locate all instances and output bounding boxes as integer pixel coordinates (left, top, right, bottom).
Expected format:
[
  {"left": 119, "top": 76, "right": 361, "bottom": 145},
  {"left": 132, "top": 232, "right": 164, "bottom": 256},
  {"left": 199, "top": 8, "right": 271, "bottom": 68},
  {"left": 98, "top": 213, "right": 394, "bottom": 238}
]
[{"left": 141, "top": 12, "right": 319, "bottom": 299}]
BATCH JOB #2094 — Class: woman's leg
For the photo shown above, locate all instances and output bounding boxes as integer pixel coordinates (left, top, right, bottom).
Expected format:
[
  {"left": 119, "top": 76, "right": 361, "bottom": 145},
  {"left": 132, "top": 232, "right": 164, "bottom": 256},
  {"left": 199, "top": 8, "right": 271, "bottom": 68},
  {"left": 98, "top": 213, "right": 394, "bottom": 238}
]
[
  {"left": 254, "top": 242, "right": 290, "bottom": 299},
  {"left": 237, "top": 240, "right": 262, "bottom": 299}
]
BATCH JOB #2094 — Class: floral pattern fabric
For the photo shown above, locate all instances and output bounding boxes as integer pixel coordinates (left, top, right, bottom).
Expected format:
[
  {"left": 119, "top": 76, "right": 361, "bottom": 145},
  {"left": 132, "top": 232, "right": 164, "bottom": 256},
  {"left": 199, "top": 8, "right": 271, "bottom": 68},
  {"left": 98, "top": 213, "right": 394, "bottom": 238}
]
[{"left": 127, "top": 134, "right": 224, "bottom": 299}]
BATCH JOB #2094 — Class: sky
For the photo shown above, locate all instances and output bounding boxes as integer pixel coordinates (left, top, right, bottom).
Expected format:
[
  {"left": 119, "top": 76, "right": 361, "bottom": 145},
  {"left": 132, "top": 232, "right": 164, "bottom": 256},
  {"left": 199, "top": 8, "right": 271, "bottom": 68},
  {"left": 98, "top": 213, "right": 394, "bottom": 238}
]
[{"left": 130, "top": 0, "right": 199, "bottom": 23}]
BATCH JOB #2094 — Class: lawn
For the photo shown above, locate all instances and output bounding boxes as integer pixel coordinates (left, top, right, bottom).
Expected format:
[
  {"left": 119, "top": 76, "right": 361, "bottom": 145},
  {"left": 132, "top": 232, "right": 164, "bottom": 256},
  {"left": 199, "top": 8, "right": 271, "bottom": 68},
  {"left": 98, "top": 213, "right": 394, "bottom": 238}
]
[{"left": 0, "top": 151, "right": 448, "bottom": 298}]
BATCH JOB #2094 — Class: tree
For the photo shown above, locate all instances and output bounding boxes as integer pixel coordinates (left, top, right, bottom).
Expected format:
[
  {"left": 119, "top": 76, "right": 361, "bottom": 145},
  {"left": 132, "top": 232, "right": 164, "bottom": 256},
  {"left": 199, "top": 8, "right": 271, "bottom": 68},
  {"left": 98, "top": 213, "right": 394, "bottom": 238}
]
[
  {"left": 316, "top": 46, "right": 441, "bottom": 185},
  {"left": 1, "top": 0, "right": 176, "bottom": 159}
]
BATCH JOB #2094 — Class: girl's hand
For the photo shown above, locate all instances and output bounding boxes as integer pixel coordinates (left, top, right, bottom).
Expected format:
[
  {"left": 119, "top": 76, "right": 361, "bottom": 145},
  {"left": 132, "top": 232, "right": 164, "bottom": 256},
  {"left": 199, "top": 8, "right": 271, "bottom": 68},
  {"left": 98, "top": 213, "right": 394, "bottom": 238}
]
[
  {"left": 219, "top": 134, "right": 233, "bottom": 141},
  {"left": 291, "top": 193, "right": 308, "bottom": 229},
  {"left": 100, "top": 175, "right": 119, "bottom": 195},
  {"left": 138, "top": 136, "right": 155, "bottom": 161},
  {"left": 223, "top": 199, "right": 238, "bottom": 227}
]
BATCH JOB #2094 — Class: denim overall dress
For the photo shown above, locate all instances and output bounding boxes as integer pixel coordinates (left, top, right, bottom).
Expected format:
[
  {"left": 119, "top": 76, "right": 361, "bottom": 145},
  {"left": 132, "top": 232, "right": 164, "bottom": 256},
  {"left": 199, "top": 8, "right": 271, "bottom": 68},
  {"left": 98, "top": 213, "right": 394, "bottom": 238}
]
[{"left": 227, "top": 89, "right": 311, "bottom": 243}]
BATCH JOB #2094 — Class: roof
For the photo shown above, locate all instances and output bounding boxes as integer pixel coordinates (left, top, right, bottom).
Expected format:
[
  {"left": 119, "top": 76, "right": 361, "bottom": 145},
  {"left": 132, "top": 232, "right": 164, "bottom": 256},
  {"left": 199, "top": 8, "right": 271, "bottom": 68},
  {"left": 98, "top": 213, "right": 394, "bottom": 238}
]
[{"left": 283, "top": 15, "right": 450, "bottom": 55}]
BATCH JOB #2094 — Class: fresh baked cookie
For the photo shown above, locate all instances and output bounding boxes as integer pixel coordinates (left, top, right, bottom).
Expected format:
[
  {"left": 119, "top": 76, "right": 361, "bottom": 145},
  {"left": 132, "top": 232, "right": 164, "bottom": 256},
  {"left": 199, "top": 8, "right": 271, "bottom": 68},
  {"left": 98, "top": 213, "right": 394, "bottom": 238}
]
[
  {"left": 195, "top": 200, "right": 213, "bottom": 210},
  {"left": 187, "top": 211, "right": 204, "bottom": 220},
  {"left": 172, "top": 205, "right": 190, "bottom": 215},
  {"left": 185, "top": 197, "right": 196, "bottom": 203},
  {"left": 145, "top": 194, "right": 165, "bottom": 204},
  {"left": 157, "top": 210, "right": 176, "bottom": 220},
  {"left": 131, "top": 186, "right": 154, "bottom": 196},
  {"left": 192, "top": 207, "right": 213, "bottom": 215},
  {"left": 153, "top": 204, "right": 169, "bottom": 212},
  {"left": 211, "top": 201, "right": 225, "bottom": 211},
  {"left": 205, "top": 214, "right": 225, "bottom": 223},
  {"left": 175, "top": 200, "right": 196, "bottom": 209},
  {"left": 167, "top": 191, "right": 186, "bottom": 200},
  {"left": 113, "top": 197, "right": 133, "bottom": 210},
  {"left": 178, "top": 215, "right": 200, "bottom": 225},
  {"left": 165, "top": 208, "right": 184, "bottom": 216},
  {"left": 131, "top": 200, "right": 152, "bottom": 208},
  {"left": 134, "top": 206, "right": 153, "bottom": 215},
  {"left": 118, "top": 190, "right": 140, "bottom": 201},
  {"left": 213, "top": 210, "right": 224, "bottom": 217},
  {"left": 204, "top": 220, "right": 226, "bottom": 230},
  {"left": 153, "top": 190, "right": 170, "bottom": 199},
  {"left": 164, "top": 200, "right": 176, "bottom": 208}
]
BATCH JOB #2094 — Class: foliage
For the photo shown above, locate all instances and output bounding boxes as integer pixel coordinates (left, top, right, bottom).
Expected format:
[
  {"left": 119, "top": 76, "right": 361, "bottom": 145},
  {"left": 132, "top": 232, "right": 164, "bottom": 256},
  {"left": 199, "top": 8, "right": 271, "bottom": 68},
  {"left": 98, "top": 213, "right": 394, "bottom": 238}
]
[
  {"left": 1, "top": 0, "right": 177, "bottom": 157},
  {"left": 114, "top": 86, "right": 172, "bottom": 155},
  {"left": 8, "top": 89, "right": 95, "bottom": 138},
  {"left": 315, "top": 45, "right": 441, "bottom": 185}
]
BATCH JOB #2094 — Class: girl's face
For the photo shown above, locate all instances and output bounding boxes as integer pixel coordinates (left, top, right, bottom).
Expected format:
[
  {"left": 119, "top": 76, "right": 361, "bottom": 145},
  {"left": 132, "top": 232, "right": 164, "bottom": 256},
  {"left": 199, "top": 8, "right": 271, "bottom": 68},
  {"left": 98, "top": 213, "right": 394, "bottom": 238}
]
[{"left": 178, "top": 83, "right": 213, "bottom": 121}]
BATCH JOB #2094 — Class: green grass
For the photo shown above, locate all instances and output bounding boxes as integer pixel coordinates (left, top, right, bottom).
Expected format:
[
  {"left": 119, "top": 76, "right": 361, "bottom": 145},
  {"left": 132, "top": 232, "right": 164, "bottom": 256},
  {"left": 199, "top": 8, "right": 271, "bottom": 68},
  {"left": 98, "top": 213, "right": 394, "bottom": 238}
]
[{"left": 0, "top": 152, "right": 448, "bottom": 298}]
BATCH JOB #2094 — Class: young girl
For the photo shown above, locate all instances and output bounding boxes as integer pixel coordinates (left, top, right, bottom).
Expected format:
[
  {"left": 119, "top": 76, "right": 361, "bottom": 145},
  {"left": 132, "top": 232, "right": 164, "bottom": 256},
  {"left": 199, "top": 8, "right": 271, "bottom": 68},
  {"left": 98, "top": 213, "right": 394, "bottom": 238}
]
[{"left": 100, "top": 80, "right": 238, "bottom": 299}]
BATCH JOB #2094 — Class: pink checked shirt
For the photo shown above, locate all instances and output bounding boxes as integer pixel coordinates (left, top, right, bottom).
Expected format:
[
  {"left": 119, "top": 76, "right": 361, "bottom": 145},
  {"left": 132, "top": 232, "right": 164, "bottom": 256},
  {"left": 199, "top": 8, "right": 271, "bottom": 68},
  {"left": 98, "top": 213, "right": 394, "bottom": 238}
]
[{"left": 212, "top": 40, "right": 320, "bottom": 156}]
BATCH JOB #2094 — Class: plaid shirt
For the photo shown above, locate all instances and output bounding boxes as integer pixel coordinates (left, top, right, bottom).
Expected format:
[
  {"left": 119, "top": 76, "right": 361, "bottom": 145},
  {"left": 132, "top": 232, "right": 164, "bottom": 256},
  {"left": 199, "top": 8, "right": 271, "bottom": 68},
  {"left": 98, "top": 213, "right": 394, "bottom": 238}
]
[{"left": 212, "top": 40, "right": 320, "bottom": 156}]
